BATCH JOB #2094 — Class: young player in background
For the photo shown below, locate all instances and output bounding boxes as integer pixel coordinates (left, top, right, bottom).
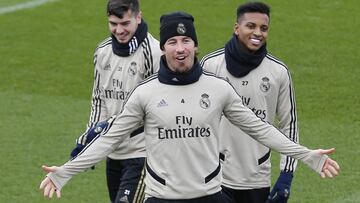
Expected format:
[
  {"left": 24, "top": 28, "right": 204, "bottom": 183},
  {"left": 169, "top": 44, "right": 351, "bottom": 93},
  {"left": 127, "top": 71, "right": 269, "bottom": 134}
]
[
  {"left": 201, "top": 2, "right": 299, "bottom": 203},
  {"left": 69, "top": 0, "right": 161, "bottom": 202}
]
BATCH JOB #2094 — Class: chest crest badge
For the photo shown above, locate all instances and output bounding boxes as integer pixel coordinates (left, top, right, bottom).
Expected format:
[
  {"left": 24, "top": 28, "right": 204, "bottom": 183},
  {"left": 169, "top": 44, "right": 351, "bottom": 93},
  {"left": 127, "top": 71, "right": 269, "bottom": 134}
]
[
  {"left": 128, "top": 61, "right": 137, "bottom": 76},
  {"left": 200, "top": 93, "right": 211, "bottom": 109},
  {"left": 260, "top": 77, "right": 270, "bottom": 92}
]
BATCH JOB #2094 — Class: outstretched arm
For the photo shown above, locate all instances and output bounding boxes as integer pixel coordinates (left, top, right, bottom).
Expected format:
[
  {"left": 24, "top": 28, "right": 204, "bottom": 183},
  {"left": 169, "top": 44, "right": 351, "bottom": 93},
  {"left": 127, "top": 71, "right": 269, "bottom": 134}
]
[
  {"left": 38, "top": 88, "right": 145, "bottom": 197},
  {"left": 224, "top": 86, "right": 340, "bottom": 177},
  {"left": 39, "top": 165, "right": 61, "bottom": 198}
]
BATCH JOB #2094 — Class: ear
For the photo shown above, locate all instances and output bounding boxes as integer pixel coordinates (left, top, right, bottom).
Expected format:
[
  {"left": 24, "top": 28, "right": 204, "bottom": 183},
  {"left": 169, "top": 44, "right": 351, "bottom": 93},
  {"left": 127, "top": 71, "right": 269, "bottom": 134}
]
[
  {"left": 234, "top": 22, "right": 239, "bottom": 35},
  {"left": 136, "top": 11, "right": 142, "bottom": 24}
]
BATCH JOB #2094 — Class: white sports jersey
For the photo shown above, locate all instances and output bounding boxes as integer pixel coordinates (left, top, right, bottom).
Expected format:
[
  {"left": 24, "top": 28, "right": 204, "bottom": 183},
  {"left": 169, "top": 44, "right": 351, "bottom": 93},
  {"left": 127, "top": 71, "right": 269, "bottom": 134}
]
[
  {"left": 48, "top": 70, "right": 325, "bottom": 199},
  {"left": 77, "top": 33, "right": 162, "bottom": 160},
  {"left": 201, "top": 48, "right": 299, "bottom": 189}
]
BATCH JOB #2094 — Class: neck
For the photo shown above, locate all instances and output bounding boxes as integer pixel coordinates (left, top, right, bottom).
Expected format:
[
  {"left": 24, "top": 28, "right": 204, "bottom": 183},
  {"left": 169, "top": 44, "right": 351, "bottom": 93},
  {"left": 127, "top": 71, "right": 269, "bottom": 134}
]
[
  {"left": 158, "top": 56, "right": 202, "bottom": 85},
  {"left": 224, "top": 34, "right": 267, "bottom": 77}
]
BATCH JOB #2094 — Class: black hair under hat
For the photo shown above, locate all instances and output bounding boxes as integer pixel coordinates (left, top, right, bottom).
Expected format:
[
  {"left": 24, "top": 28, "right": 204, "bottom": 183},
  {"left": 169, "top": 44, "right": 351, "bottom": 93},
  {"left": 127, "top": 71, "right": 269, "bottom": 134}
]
[{"left": 160, "top": 11, "right": 198, "bottom": 49}]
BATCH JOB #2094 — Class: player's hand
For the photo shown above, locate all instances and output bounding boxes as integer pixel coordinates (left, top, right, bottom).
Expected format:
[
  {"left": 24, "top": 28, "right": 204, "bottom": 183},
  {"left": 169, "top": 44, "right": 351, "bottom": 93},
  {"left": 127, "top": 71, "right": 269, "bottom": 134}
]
[
  {"left": 266, "top": 171, "right": 293, "bottom": 203},
  {"left": 39, "top": 165, "right": 61, "bottom": 198},
  {"left": 316, "top": 148, "right": 340, "bottom": 178}
]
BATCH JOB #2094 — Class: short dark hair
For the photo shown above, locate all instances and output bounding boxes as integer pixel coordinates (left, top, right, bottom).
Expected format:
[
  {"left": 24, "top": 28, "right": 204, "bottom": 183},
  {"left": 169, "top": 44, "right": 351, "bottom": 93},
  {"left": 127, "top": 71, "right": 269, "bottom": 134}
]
[
  {"left": 107, "top": 0, "right": 140, "bottom": 18},
  {"left": 236, "top": 2, "right": 270, "bottom": 21}
]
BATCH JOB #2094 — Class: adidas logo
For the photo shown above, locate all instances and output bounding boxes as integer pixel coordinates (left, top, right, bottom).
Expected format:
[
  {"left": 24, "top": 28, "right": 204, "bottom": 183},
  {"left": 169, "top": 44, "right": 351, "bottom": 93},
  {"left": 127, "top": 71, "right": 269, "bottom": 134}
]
[{"left": 157, "top": 99, "right": 168, "bottom": 107}]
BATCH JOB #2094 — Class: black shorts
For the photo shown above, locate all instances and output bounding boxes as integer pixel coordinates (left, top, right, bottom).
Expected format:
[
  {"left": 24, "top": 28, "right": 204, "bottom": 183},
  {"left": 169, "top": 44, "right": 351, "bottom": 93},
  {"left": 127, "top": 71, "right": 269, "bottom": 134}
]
[
  {"left": 106, "top": 157, "right": 146, "bottom": 203},
  {"left": 221, "top": 185, "right": 270, "bottom": 203}
]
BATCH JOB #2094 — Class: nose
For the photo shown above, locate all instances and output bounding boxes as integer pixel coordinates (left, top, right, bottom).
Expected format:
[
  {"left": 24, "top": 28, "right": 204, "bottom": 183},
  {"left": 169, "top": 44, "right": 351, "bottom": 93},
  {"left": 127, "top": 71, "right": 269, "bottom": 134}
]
[
  {"left": 175, "top": 42, "right": 185, "bottom": 53},
  {"left": 115, "top": 25, "right": 124, "bottom": 34},
  {"left": 253, "top": 27, "right": 262, "bottom": 36}
]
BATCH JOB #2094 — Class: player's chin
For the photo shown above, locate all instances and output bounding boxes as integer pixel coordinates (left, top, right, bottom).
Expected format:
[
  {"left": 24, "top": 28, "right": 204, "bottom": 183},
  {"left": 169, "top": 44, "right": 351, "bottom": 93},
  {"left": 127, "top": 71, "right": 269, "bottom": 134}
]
[
  {"left": 116, "top": 35, "right": 131, "bottom": 43},
  {"left": 248, "top": 44, "right": 263, "bottom": 52}
]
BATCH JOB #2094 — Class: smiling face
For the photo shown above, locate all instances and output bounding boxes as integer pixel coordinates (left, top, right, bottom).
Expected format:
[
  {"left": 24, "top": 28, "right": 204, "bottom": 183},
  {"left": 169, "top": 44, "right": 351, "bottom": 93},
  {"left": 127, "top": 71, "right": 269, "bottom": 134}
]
[
  {"left": 162, "top": 35, "right": 197, "bottom": 73},
  {"left": 234, "top": 12, "right": 269, "bottom": 53},
  {"left": 108, "top": 10, "right": 141, "bottom": 44}
]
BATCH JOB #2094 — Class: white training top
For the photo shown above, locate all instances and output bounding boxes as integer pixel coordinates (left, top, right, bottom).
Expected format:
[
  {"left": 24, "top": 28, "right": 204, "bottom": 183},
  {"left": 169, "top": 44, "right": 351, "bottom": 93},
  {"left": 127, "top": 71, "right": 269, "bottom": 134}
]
[
  {"left": 76, "top": 33, "right": 162, "bottom": 160},
  {"left": 48, "top": 70, "right": 326, "bottom": 199},
  {"left": 201, "top": 48, "right": 299, "bottom": 189}
]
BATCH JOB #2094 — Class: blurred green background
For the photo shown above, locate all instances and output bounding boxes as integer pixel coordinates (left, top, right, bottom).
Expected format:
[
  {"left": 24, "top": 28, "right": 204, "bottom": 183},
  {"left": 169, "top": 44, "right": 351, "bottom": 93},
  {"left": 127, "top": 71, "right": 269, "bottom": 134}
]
[{"left": 0, "top": 0, "right": 359, "bottom": 202}]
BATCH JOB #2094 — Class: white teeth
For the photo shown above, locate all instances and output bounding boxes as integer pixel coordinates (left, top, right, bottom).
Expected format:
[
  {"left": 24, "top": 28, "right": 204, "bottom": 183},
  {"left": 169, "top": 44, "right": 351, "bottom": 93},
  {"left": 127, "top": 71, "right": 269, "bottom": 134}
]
[{"left": 250, "top": 39, "right": 261, "bottom": 44}]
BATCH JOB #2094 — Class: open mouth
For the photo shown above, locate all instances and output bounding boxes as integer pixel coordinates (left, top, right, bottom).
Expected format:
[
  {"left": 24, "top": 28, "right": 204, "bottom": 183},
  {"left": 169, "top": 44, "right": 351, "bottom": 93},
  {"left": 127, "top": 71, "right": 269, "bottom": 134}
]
[
  {"left": 250, "top": 38, "right": 261, "bottom": 45},
  {"left": 176, "top": 56, "right": 186, "bottom": 61}
]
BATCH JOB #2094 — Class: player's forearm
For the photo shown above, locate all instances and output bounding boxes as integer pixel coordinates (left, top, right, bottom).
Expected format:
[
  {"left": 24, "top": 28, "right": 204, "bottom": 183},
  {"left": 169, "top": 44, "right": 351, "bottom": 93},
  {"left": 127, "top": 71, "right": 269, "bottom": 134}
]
[
  {"left": 232, "top": 108, "right": 324, "bottom": 173},
  {"left": 49, "top": 131, "right": 122, "bottom": 189},
  {"left": 255, "top": 126, "right": 327, "bottom": 173}
]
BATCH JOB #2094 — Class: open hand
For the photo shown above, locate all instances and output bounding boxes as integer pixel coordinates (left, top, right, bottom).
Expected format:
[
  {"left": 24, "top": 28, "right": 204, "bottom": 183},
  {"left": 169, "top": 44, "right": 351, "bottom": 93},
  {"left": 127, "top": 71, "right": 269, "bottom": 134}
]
[
  {"left": 39, "top": 165, "right": 61, "bottom": 198},
  {"left": 316, "top": 148, "right": 340, "bottom": 178}
]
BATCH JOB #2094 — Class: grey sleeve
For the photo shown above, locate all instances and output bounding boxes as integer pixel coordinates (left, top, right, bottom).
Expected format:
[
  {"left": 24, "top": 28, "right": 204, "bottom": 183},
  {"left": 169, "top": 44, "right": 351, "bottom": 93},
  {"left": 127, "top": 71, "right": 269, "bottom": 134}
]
[
  {"left": 223, "top": 85, "right": 325, "bottom": 174},
  {"left": 47, "top": 89, "right": 145, "bottom": 189}
]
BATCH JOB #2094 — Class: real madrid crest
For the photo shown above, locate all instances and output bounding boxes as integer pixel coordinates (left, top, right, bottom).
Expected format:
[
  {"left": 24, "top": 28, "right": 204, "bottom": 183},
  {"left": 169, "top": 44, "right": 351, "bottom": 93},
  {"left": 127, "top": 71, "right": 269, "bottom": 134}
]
[
  {"left": 200, "top": 93, "right": 210, "bottom": 109},
  {"left": 177, "top": 23, "right": 186, "bottom": 34},
  {"left": 260, "top": 77, "right": 270, "bottom": 92},
  {"left": 128, "top": 61, "right": 137, "bottom": 76}
]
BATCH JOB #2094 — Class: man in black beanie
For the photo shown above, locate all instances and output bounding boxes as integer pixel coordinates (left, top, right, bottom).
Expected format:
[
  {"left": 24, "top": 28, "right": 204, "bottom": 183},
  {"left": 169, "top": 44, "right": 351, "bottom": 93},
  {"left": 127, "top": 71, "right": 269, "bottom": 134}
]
[{"left": 157, "top": 11, "right": 200, "bottom": 75}]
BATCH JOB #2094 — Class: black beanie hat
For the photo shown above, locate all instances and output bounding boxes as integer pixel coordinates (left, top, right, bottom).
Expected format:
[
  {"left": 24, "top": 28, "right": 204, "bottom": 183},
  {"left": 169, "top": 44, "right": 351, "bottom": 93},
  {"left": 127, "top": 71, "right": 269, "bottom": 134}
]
[{"left": 160, "top": 11, "right": 198, "bottom": 49}]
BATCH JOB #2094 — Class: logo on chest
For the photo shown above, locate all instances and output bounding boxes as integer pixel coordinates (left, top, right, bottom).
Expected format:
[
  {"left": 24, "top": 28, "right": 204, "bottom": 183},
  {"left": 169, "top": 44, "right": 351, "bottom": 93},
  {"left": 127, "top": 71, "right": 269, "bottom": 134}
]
[
  {"left": 260, "top": 77, "right": 270, "bottom": 92},
  {"left": 200, "top": 93, "right": 211, "bottom": 109},
  {"left": 157, "top": 99, "right": 168, "bottom": 107},
  {"left": 128, "top": 61, "right": 138, "bottom": 77}
]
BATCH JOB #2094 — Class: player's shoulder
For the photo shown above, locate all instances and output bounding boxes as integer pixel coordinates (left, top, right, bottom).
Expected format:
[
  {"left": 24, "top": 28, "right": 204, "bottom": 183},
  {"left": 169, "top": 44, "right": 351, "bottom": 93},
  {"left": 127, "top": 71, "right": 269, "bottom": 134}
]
[
  {"left": 143, "top": 33, "right": 162, "bottom": 56},
  {"left": 96, "top": 37, "right": 112, "bottom": 50},
  {"left": 145, "top": 32, "right": 159, "bottom": 44},
  {"left": 264, "top": 53, "right": 288, "bottom": 70},
  {"left": 202, "top": 69, "right": 229, "bottom": 85},
  {"left": 141, "top": 33, "right": 160, "bottom": 49},
  {"left": 201, "top": 70, "right": 238, "bottom": 97},
  {"left": 138, "top": 73, "right": 159, "bottom": 87},
  {"left": 93, "top": 37, "right": 112, "bottom": 57},
  {"left": 200, "top": 47, "right": 225, "bottom": 66},
  {"left": 124, "top": 73, "right": 159, "bottom": 100}
]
